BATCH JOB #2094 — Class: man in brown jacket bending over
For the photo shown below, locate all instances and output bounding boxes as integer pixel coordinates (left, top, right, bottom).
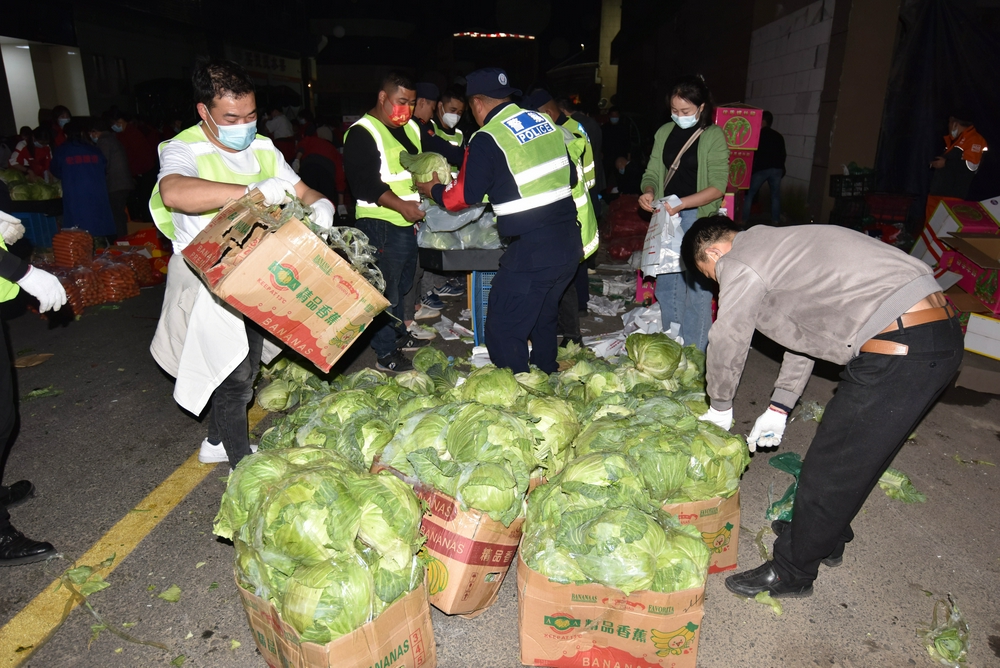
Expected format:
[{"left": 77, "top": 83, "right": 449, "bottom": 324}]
[{"left": 684, "top": 215, "right": 963, "bottom": 598}]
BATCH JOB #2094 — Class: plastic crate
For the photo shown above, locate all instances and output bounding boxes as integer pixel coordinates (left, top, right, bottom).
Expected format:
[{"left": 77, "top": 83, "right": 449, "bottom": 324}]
[
  {"left": 864, "top": 193, "right": 916, "bottom": 223},
  {"left": 829, "top": 173, "right": 876, "bottom": 198},
  {"left": 11, "top": 212, "right": 58, "bottom": 248},
  {"left": 828, "top": 196, "right": 867, "bottom": 229},
  {"left": 471, "top": 270, "right": 495, "bottom": 346}
]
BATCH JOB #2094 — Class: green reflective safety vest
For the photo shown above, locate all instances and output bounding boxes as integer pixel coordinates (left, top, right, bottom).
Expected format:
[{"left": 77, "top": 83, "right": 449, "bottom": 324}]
[
  {"left": 432, "top": 119, "right": 464, "bottom": 147},
  {"left": 346, "top": 115, "right": 422, "bottom": 227},
  {"left": 149, "top": 124, "right": 279, "bottom": 240},
  {"left": 473, "top": 105, "right": 573, "bottom": 217},
  {"left": 557, "top": 126, "right": 599, "bottom": 259},
  {"left": 0, "top": 238, "right": 20, "bottom": 303},
  {"left": 561, "top": 117, "right": 596, "bottom": 191}
]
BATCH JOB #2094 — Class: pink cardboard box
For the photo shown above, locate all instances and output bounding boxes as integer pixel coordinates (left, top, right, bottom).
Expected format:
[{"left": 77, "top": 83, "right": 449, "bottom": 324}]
[
  {"left": 727, "top": 150, "right": 754, "bottom": 191},
  {"left": 714, "top": 106, "right": 763, "bottom": 150}
]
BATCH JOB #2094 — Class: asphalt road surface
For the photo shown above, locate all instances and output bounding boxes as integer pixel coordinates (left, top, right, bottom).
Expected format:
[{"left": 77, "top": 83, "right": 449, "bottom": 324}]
[{"left": 0, "top": 278, "right": 997, "bottom": 668}]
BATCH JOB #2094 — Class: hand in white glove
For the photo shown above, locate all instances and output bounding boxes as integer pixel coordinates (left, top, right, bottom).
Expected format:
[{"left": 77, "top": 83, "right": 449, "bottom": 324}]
[
  {"left": 699, "top": 407, "right": 734, "bottom": 431},
  {"left": 337, "top": 204, "right": 348, "bottom": 218},
  {"left": 0, "top": 211, "right": 24, "bottom": 246},
  {"left": 747, "top": 406, "right": 788, "bottom": 452},
  {"left": 247, "top": 178, "right": 296, "bottom": 206},
  {"left": 291, "top": 158, "right": 301, "bottom": 173},
  {"left": 310, "top": 198, "right": 335, "bottom": 230},
  {"left": 17, "top": 266, "right": 67, "bottom": 313}
]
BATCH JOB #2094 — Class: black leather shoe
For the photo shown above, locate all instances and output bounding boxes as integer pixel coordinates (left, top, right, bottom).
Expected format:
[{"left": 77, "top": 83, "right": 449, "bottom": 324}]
[
  {"left": 0, "top": 481, "right": 35, "bottom": 509},
  {"left": 725, "top": 561, "right": 813, "bottom": 598},
  {"left": 0, "top": 526, "right": 57, "bottom": 566},
  {"left": 771, "top": 520, "right": 844, "bottom": 567}
]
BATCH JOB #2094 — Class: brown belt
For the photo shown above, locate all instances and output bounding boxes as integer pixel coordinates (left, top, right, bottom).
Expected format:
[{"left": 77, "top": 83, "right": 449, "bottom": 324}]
[{"left": 859, "top": 305, "right": 955, "bottom": 356}]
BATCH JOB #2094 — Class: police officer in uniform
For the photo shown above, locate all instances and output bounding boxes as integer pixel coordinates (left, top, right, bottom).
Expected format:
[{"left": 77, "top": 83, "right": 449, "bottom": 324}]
[
  {"left": 523, "top": 90, "right": 599, "bottom": 347},
  {"left": 415, "top": 69, "right": 581, "bottom": 373}
]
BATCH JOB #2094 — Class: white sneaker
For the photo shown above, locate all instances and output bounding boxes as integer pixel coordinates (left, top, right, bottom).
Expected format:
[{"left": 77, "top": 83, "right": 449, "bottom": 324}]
[
  {"left": 407, "top": 321, "right": 437, "bottom": 340},
  {"left": 413, "top": 304, "right": 439, "bottom": 320},
  {"left": 198, "top": 439, "right": 257, "bottom": 464}
]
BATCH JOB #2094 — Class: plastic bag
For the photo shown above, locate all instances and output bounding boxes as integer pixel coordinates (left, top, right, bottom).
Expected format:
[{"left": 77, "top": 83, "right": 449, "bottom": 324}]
[
  {"left": 917, "top": 595, "right": 969, "bottom": 668},
  {"left": 765, "top": 453, "right": 803, "bottom": 522},
  {"left": 640, "top": 195, "right": 683, "bottom": 278},
  {"left": 420, "top": 201, "right": 487, "bottom": 232},
  {"left": 417, "top": 204, "right": 500, "bottom": 250}
]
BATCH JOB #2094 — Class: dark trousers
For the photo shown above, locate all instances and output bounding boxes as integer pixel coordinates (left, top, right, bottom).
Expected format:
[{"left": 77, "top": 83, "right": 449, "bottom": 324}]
[
  {"left": 575, "top": 259, "right": 590, "bottom": 311},
  {"left": 556, "top": 262, "right": 587, "bottom": 339},
  {"left": 485, "top": 260, "right": 578, "bottom": 374},
  {"left": 743, "top": 167, "right": 783, "bottom": 224},
  {"left": 109, "top": 189, "right": 132, "bottom": 239},
  {"left": 354, "top": 218, "right": 416, "bottom": 358},
  {"left": 128, "top": 171, "right": 157, "bottom": 222},
  {"left": 207, "top": 319, "right": 265, "bottom": 470},
  {"left": 0, "top": 324, "right": 13, "bottom": 531},
  {"left": 772, "top": 316, "right": 963, "bottom": 583}
]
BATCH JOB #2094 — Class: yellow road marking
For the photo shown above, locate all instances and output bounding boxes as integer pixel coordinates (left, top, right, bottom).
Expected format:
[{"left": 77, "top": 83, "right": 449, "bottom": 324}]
[{"left": 0, "top": 408, "right": 269, "bottom": 665}]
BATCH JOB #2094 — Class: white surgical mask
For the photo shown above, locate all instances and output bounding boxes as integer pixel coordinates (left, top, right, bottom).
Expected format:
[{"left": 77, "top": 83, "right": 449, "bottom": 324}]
[
  {"left": 441, "top": 113, "right": 460, "bottom": 129},
  {"left": 205, "top": 113, "right": 257, "bottom": 151},
  {"left": 950, "top": 127, "right": 960, "bottom": 139},
  {"left": 57, "top": 117, "right": 70, "bottom": 128},
  {"left": 671, "top": 113, "right": 699, "bottom": 129},
  {"left": 111, "top": 124, "right": 123, "bottom": 133},
  {"left": 609, "top": 117, "right": 620, "bottom": 125}
]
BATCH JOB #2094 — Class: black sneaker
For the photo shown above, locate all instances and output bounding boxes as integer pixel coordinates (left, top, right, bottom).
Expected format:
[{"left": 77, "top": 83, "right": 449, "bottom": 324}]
[
  {"left": 0, "top": 526, "right": 57, "bottom": 566},
  {"left": 376, "top": 351, "right": 414, "bottom": 373},
  {"left": 396, "top": 335, "right": 430, "bottom": 352}
]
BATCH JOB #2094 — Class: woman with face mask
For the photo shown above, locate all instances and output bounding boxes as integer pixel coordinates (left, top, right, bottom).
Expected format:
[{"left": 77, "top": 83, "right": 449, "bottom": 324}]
[{"left": 637, "top": 76, "right": 729, "bottom": 352}]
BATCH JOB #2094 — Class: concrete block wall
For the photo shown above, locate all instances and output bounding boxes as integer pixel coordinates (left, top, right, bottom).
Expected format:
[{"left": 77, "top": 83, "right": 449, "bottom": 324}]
[{"left": 745, "top": 0, "right": 835, "bottom": 194}]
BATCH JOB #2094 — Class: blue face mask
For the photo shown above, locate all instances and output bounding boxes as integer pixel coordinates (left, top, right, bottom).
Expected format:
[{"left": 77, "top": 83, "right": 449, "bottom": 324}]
[
  {"left": 205, "top": 113, "right": 256, "bottom": 151},
  {"left": 671, "top": 113, "right": 699, "bottom": 130},
  {"left": 609, "top": 117, "right": 620, "bottom": 125},
  {"left": 111, "top": 124, "right": 123, "bottom": 133},
  {"left": 57, "top": 117, "right": 70, "bottom": 128}
]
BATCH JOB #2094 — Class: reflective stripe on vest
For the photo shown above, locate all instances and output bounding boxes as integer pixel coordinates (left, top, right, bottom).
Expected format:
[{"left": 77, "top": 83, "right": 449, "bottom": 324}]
[
  {"left": 347, "top": 115, "right": 422, "bottom": 227},
  {"left": 561, "top": 117, "right": 596, "bottom": 190},
  {"left": 148, "top": 124, "right": 279, "bottom": 240},
  {"left": 432, "top": 120, "right": 464, "bottom": 147},
  {"left": 0, "top": 238, "right": 19, "bottom": 303},
  {"left": 474, "top": 105, "right": 573, "bottom": 217},
  {"left": 557, "top": 126, "right": 599, "bottom": 259}
]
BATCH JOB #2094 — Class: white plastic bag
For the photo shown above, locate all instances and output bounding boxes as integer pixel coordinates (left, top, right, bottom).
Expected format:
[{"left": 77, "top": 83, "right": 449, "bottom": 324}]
[{"left": 640, "top": 195, "right": 683, "bottom": 278}]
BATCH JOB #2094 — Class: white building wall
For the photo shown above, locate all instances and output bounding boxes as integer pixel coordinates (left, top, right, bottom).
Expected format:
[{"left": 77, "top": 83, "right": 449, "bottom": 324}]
[{"left": 745, "top": 0, "right": 835, "bottom": 193}]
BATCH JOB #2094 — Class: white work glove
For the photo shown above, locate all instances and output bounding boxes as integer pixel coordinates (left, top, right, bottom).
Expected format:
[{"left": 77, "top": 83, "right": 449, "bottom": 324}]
[
  {"left": 291, "top": 158, "right": 301, "bottom": 173},
  {"left": 247, "top": 178, "right": 296, "bottom": 206},
  {"left": 17, "top": 266, "right": 67, "bottom": 313},
  {"left": 699, "top": 407, "right": 734, "bottom": 431},
  {"left": 310, "top": 198, "right": 335, "bottom": 231},
  {"left": 747, "top": 407, "right": 788, "bottom": 452},
  {"left": 0, "top": 211, "right": 25, "bottom": 246},
  {"left": 337, "top": 204, "right": 348, "bottom": 218}
]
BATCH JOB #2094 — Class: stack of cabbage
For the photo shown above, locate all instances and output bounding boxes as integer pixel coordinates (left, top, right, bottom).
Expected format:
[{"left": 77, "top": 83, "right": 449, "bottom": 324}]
[
  {"left": 521, "top": 452, "right": 711, "bottom": 594},
  {"left": 1, "top": 169, "right": 61, "bottom": 200},
  {"left": 214, "top": 447, "right": 425, "bottom": 644}
]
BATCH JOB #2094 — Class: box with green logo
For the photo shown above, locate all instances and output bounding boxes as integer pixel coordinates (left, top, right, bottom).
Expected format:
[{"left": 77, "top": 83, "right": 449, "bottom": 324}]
[
  {"left": 516, "top": 557, "right": 704, "bottom": 668},
  {"left": 182, "top": 195, "right": 389, "bottom": 372}
]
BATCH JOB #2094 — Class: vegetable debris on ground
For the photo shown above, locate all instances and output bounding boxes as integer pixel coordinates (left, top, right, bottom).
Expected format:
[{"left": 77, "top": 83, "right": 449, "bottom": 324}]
[{"left": 917, "top": 594, "right": 969, "bottom": 668}]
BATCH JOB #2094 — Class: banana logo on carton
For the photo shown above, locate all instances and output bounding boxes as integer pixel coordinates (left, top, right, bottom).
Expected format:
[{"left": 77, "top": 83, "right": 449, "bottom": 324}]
[
  {"left": 651, "top": 621, "right": 698, "bottom": 656},
  {"left": 701, "top": 522, "right": 733, "bottom": 552},
  {"left": 427, "top": 556, "right": 449, "bottom": 595}
]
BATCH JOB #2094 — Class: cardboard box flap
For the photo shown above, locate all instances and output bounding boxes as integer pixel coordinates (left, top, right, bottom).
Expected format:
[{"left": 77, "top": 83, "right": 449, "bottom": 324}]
[
  {"left": 944, "top": 285, "right": 992, "bottom": 314},
  {"left": 943, "top": 234, "right": 1000, "bottom": 270}
]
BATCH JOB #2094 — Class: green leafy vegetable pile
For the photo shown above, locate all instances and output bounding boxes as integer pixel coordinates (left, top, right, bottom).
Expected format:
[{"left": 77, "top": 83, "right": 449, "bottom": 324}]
[
  {"left": 214, "top": 447, "right": 425, "bottom": 644},
  {"left": 521, "top": 452, "right": 711, "bottom": 594}
]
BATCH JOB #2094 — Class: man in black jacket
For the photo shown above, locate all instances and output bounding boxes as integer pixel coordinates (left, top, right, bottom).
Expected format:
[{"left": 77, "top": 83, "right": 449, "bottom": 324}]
[{"left": 742, "top": 111, "right": 786, "bottom": 225}]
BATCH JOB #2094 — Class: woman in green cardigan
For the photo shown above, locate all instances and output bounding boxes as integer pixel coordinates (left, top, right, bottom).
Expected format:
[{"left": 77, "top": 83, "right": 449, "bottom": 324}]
[{"left": 639, "top": 77, "right": 729, "bottom": 351}]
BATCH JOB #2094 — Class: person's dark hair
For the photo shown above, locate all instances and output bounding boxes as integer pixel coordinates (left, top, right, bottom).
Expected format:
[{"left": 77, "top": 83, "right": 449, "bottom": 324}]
[
  {"left": 91, "top": 117, "right": 111, "bottom": 133},
  {"left": 52, "top": 105, "right": 71, "bottom": 119},
  {"left": 33, "top": 125, "right": 52, "bottom": 144},
  {"left": 440, "top": 86, "right": 466, "bottom": 104},
  {"left": 762, "top": 110, "right": 773, "bottom": 126},
  {"left": 192, "top": 58, "right": 256, "bottom": 108},
  {"left": 608, "top": 107, "right": 620, "bottom": 115},
  {"left": 681, "top": 214, "right": 742, "bottom": 273},
  {"left": 951, "top": 108, "right": 974, "bottom": 126},
  {"left": 556, "top": 97, "right": 577, "bottom": 112},
  {"left": 381, "top": 72, "right": 415, "bottom": 95},
  {"left": 669, "top": 76, "right": 715, "bottom": 130},
  {"left": 63, "top": 117, "right": 94, "bottom": 142}
]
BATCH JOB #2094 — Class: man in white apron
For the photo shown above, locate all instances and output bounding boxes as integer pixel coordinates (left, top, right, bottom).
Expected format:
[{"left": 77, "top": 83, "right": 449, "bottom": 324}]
[{"left": 148, "top": 58, "right": 334, "bottom": 470}]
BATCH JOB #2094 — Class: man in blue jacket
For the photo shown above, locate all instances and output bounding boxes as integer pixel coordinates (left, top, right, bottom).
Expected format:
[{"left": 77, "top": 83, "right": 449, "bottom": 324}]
[{"left": 415, "top": 69, "right": 582, "bottom": 373}]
